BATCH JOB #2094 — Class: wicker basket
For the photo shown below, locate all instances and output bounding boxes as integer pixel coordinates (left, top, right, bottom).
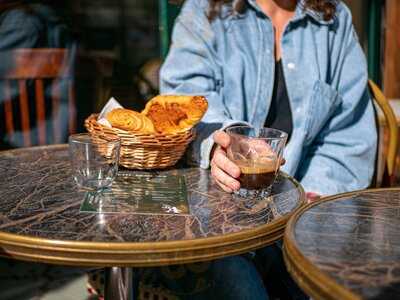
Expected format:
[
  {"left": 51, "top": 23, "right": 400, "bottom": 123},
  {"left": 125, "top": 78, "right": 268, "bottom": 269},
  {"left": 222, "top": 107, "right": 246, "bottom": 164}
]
[{"left": 85, "top": 114, "right": 195, "bottom": 170}]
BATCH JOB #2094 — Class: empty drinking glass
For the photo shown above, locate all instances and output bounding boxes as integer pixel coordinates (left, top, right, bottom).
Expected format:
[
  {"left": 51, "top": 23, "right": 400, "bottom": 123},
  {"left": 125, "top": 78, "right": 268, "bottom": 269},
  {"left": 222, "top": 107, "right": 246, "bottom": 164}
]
[
  {"left": 226, "top": 126, "right": 287, "bottom": 198},
  {"left": 69, "top": 133, "right": 121, "bottom": 191}
]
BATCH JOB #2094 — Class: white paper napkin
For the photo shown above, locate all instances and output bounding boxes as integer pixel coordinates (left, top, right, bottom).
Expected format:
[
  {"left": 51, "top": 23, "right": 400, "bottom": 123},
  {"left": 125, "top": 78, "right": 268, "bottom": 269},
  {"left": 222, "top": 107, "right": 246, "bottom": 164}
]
[{"left": 97, "top": 97, "right": 123, "bottom": 128}]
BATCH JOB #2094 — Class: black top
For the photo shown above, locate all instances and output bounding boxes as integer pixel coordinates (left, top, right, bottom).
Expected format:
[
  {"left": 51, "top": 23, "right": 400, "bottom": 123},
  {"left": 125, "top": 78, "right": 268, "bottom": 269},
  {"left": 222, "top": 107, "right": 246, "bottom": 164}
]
[{"left": 264, "top": 60, "right": 293, "bottom": 141}]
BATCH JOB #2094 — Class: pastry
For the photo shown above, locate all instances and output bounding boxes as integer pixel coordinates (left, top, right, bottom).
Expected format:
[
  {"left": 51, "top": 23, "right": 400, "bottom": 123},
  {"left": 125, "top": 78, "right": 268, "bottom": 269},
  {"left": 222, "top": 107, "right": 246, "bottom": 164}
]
[
  {"left": 142, "top": 95, "right": 208, "bottom": 133},
  {"left": 106, "top": 108, "right": 155, "bottom": 133}
]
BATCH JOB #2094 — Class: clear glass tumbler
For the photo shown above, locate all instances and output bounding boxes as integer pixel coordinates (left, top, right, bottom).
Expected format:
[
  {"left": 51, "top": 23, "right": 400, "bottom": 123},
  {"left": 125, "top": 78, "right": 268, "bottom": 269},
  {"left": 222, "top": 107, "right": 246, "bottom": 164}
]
[
  {"left": 226, "top": 126, "right": 287, "bottom": 198},
  {"left": 68, "top": 133, "right": 121, "bottom": 191}
]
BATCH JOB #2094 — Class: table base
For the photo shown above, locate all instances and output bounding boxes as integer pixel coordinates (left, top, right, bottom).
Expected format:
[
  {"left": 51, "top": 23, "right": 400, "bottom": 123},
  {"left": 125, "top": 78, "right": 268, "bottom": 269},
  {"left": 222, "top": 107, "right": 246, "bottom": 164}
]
[{"left": 105, "top": 267, "right": 133, "bottom": 300}]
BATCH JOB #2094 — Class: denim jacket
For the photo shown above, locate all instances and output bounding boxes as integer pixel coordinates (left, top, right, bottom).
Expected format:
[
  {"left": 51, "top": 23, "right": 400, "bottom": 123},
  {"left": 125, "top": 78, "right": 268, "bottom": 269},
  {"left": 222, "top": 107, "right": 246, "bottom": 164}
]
[{"left": 160, "top": 0, "right": 377, "bottom": 195}]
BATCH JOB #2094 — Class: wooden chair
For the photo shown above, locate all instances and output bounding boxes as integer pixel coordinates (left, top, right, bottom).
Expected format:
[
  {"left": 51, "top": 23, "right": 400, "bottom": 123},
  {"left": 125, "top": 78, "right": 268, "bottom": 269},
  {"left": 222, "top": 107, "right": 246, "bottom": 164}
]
[
  {"left": 1, "top": 49, "right": 76, "bottom": 148},
  {"left": 369, "top": 79, "right": 399, "bottom": 187}
]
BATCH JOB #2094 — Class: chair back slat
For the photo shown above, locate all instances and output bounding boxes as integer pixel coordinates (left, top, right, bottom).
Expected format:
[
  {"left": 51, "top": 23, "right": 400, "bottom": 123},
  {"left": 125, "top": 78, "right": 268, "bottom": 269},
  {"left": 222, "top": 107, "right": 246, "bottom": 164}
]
[
  {"left": 51, "top": 81, "right": 61, "bottom": 144},
  {"left": 18, "top": 80, "right": 31, "bottom": 146},
  {"left": 68, "top": 80, "right": 76, "bottom": 135},
  {"left": 35, "top": 79, "right": 46, "bottom": 145},
  {"left": 4, "top": 81, "right": 15, "bottom": 139},
  {"left": 3, "top": 49, "right": 72, "bottom": 79}
]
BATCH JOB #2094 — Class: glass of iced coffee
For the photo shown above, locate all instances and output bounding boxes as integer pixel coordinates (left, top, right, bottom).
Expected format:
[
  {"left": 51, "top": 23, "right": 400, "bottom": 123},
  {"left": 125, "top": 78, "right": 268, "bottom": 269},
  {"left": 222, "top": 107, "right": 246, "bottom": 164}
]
[{"left": 226, "top": 126, "right": 287, "bottom": 198}]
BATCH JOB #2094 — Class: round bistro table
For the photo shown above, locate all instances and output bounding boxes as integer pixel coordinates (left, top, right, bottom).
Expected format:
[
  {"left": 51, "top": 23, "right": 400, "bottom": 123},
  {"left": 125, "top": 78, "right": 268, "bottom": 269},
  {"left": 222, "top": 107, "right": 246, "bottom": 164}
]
[
  {"left": 284, "top": 188, "right": 400, "bottom": 300},
  {"left": 0, "top": 145, "right": 304, "bottom": 300}
]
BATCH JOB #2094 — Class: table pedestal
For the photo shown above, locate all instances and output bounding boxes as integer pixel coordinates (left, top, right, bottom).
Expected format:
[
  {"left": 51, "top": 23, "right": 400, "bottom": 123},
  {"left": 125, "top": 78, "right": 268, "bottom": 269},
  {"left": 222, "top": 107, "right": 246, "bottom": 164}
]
[{"left": 105, "top": 267, "right": 133, "bottom": 300}]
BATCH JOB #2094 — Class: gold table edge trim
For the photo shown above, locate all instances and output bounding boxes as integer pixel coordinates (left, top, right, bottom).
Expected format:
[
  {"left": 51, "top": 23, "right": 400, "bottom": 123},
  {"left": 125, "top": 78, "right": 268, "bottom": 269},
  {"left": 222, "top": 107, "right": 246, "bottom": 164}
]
[{"left": 283, "top": 187, "right": 400, "bottom": 300}]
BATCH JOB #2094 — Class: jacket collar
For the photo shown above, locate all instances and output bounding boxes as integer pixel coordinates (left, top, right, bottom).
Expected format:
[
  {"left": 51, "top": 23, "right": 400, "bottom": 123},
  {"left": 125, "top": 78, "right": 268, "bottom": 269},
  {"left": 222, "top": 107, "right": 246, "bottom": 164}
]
[{"left": 245, "top": 0, "right": 335, "bottom": 25}]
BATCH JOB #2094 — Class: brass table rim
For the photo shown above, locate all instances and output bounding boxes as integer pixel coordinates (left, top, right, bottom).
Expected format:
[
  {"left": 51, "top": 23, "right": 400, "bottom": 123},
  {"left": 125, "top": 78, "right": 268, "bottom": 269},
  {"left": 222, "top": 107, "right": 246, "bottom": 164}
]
[
  {"left": 0, "top": 145, "right": 305, "bottom": 265},
  {"left": 0, "top": 216, "right": 288, "bottom": 251},
  {"left": 283, "top": 187, "right": 400, "bottom": 300}
]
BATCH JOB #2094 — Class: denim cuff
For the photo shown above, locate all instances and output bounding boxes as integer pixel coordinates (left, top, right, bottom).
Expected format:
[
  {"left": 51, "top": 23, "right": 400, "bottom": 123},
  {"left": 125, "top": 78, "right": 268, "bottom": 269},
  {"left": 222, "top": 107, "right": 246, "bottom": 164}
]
[
  {"left": 186, "top": 120, "right": 250, "bottom": 169},
  {"left": 200, "top": 120, "right": 250, "bottom": 169}
]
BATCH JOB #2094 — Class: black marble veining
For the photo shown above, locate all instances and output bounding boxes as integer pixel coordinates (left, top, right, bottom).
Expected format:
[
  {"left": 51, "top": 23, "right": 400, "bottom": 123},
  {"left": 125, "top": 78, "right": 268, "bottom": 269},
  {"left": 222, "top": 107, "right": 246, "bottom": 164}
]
[{"left": 0, "top": 145, "right": 302, "bottom": 243}]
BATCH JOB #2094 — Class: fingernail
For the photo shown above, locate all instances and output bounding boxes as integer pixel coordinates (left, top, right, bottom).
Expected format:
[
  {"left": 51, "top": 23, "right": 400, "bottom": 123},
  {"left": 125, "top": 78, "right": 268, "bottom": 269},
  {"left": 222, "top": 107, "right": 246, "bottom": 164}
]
[{"left": 233, "top": 168, "right": 241, "bottom": 178}]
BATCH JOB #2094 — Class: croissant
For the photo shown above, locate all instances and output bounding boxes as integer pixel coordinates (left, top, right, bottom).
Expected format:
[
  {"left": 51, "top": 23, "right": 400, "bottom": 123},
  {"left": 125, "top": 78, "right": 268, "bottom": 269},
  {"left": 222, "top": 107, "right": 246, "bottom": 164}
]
[
  {"left": 142, "top": 95, "right": 208, "bottom": 133},
  {"left": 106, "top": 108, "right": 155, "bottom": 133}
]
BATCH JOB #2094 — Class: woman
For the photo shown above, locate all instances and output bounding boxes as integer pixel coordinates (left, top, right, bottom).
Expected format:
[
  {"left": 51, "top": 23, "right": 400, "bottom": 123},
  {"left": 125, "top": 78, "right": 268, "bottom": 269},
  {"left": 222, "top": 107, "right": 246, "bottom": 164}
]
[
  {"left": 161, "top": 0, "right": 376, "bottom": 197},
  {"left": 158, "top": 0, "right": 377, "bottom": 298}
]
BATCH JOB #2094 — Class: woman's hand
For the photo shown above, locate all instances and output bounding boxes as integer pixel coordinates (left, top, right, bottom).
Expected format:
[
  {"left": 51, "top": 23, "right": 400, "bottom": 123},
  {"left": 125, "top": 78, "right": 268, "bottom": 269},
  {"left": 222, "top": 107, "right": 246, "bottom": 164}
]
[
  {"left": 210, "top": 131, "right": 241, "bottom": 193},
  {"left": 306, "top": 192, "right": 321, "bottom": 203}
]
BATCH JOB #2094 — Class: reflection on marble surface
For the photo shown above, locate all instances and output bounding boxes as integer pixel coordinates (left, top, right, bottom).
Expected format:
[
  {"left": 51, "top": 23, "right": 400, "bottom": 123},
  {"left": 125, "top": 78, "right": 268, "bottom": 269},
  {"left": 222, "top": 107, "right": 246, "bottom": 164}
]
[
  {"left": 294, "top": 191, "right": 400, "bottom": 299},
  {"left": 0, "top": 145, "right": 302, "bottom": 243},
  {"left": 80, "top": 173, "right": 190, "bottom": 215}
]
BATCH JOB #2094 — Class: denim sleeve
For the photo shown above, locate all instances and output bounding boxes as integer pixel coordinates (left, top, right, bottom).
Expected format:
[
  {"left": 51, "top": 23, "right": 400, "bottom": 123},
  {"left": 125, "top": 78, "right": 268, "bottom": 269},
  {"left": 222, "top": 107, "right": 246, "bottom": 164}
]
[
  {"left": 159, "top": 2, "right": 248, "bottom": 169},
  {"left": 0, "top": 10, "right": 43, "bottom": 50},
  {"left": 297, "top": 16, "right": 377, "bottom": 195}
]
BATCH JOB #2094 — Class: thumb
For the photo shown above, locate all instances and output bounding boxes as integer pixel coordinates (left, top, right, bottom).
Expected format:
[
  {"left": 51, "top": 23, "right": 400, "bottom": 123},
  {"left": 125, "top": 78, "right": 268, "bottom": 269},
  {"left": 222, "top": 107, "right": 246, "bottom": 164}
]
[{"left": 213, "top": 130, "right": 231, "bottom": 149}]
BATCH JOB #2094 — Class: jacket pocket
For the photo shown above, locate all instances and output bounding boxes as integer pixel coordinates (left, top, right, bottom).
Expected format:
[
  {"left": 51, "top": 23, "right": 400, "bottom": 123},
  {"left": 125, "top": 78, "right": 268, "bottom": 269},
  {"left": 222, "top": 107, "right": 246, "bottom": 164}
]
[{"left": 305, "top": 80, "right": 342, "bottom": 143}]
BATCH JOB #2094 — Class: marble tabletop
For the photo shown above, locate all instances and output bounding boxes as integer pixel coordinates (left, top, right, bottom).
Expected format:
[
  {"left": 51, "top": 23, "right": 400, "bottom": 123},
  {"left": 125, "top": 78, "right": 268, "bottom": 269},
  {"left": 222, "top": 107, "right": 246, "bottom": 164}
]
[
  {"left": 284, "top": 189, "right": 400, "bottom": 300},
  {"left": 0, "top": 145, "right": 304, "bottom": 267}
]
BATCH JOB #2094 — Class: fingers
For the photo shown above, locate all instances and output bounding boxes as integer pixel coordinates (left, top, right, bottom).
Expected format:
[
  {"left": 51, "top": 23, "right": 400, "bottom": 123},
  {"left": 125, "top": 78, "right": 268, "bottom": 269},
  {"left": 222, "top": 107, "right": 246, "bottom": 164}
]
[
  {"left": 213, "top": 130, "right": 231, "bottom": 148},
  {"left": 306, "top": 192, "right": 321, "bottom": 203},
  {"left": 211, "top": 162, "right": 240, "bottom": 191},
  {"left": 215, "top": 178, "right": 234, "bottom": 193},
  {"left": 211, "top": 147, "right": 241, "bottom": 192},
  {"left": 212, "top": 148, "right": 241, "bottom": 178}
]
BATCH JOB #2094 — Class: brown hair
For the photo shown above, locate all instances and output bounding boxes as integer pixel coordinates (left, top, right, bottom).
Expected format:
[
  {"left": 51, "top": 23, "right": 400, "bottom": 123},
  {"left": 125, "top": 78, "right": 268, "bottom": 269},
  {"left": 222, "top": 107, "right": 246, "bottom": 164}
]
[{"left": 208, "top": 0, "right": 338, "bottom": 21}]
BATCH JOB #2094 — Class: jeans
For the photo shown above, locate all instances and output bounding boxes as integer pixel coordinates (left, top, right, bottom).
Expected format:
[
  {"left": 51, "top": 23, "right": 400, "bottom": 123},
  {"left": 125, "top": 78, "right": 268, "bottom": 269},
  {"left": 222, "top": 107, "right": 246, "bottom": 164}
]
[{"left": 255, "top": 243, "right": 308, "bottom": 300}]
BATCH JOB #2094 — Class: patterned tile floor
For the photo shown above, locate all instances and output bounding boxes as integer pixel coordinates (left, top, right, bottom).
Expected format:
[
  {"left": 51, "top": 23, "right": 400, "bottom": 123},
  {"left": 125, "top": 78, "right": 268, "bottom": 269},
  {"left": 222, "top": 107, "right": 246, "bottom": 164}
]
[{"left": 39, "top": 275, "right": 89, "bottom": 300}]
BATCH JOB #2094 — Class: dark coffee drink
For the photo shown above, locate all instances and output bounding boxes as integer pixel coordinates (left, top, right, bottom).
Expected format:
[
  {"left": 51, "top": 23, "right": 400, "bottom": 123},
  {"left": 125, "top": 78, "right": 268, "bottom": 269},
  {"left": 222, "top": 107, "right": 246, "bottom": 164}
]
[
  {"left": 237, "top": 164, "right": 277, "bottom": 190},
  {"left": 226, "top": 126, "right": 287, "bottom": 198}
]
